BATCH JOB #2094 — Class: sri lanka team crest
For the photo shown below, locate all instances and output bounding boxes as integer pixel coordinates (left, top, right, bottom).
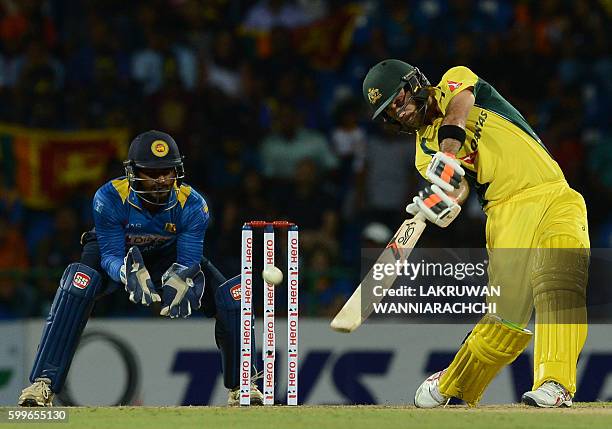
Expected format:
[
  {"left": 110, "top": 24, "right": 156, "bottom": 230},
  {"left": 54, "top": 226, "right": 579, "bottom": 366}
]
[
  {"left": 368, "top": 88, "right": 382, "bottom": 104},
  {"left": 151, "top": 140, "right": 169, "bottom": 157}
]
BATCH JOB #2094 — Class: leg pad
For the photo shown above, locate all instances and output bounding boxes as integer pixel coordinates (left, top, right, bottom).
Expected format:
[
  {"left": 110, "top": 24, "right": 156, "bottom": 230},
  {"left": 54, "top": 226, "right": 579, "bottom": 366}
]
[
  {"left": 30, "top": 263, "right": 101, "bottom": 393},
  {"left": 214, "top": 275, "right": 257, "bottom": 389},
  {"left": 439, "top": 314, "right": 533, "bottom": 406}
]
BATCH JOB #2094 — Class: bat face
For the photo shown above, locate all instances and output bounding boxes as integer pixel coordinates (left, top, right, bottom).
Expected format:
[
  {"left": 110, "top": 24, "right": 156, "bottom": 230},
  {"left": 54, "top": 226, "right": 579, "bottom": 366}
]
[
  {"left": 330, "top": 214, "right": 427, "bottom": 333},
  {"left": 387, "top": 219, "right": 421, "bottom": 260}
]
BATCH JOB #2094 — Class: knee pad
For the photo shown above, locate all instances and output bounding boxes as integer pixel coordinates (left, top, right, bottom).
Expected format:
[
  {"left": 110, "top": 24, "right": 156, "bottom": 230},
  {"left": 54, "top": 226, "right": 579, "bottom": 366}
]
[
  {"left": 532, "top": 235, "right": 588, "bottom": 394},
  {"left": 214, "top": 275, "right": 257, "bottom": 389},
  {"left": 439, "top": 314, "right": 533, "bottom": 406},
  {"left": 532, "top": 235, "right": 588, "bottom": 311},
  {"left": 30, "top": 263, "right": 101, "bottom": 393}
]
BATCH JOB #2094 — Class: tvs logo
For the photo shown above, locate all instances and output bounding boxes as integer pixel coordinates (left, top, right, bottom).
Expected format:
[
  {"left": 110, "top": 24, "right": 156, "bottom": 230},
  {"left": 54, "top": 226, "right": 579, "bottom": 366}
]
[
  {"left": 447, "top": 80, "right": 462, "bottom": 92},
  {"left": 151, "top": 140, "right": 169, "bottom": 157},
  {"left": 230, "top": 285, "right": 241, "bottom": 301},
  {"left": 73, "top": 272, "right": 91, "bottom": 289}
]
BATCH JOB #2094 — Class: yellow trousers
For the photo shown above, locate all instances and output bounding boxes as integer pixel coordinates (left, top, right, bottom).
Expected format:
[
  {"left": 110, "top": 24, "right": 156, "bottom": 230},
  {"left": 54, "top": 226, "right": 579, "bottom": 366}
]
[{"left": 485, "top": 180, "right": 589, "bottom": 394}]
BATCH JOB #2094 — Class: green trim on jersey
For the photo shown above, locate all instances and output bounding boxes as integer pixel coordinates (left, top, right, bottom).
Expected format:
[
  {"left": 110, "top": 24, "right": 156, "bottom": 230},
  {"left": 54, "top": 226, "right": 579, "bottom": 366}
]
[
  {"left": 420, "top": 137, "right": 436, "bottom": 156},
  {"left": 464, "top": 169, "right": 489, "bottom": 207},
  {"left": 474, "top": 79, "right": 551, "bottom": 155}
]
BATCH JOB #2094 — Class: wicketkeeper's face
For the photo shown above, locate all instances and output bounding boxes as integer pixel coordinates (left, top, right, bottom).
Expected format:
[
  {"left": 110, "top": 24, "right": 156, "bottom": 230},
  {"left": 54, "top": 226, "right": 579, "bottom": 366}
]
[{"left": 136, "top": 168, "right": 177, "bottom": 203}]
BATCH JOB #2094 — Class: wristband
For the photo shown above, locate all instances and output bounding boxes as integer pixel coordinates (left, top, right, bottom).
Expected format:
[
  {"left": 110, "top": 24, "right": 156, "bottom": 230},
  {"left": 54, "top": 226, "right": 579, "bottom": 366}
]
[{"left": 438, "top": 124, "right": 466, "bottom": 148}]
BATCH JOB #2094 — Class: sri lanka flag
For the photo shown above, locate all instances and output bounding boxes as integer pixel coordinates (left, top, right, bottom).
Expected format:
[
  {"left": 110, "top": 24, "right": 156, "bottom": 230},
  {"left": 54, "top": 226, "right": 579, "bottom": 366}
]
[{"left": 0, "top": 124, "right": 128, "bottom": 209}]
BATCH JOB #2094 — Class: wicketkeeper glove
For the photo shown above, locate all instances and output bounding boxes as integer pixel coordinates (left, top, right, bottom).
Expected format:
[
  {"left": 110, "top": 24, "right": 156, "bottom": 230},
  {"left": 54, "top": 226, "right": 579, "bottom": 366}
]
[
  {"left": 160, "top": 263, "right": 205, "bottom": 319},
  {"left": 406, "top": 184, "right": 461, "bottom": 228},
  {"left": 122, "top": 246, "right": 161, "bottom": 306},
  {"left": 426, "top": 151, "right": 465, "bottom": 192}
]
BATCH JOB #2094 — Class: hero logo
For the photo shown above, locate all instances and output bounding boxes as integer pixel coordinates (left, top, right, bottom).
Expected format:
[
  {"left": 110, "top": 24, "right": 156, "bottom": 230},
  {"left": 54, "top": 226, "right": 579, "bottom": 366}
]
[
  {"left": 72, "top": 272, "right": 91, "bottom": 289},
  {"left": 230, "top": 284, "right": 241, "bottom": 301}
]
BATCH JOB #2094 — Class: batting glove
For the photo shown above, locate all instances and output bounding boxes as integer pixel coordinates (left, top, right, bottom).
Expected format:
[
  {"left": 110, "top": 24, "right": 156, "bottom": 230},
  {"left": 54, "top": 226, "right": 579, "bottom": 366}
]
[
  {"left": 160, "top": 263, "right": 205, "bottom": 319},
  {"left": 426, "top": 152, "right": 465, "bottom": 192},
  {"left": 406, "top": 184, "right": 461, "bottom": 228},
  {"left": 122, "top": 246, "right": 161, "bottom": 306}
]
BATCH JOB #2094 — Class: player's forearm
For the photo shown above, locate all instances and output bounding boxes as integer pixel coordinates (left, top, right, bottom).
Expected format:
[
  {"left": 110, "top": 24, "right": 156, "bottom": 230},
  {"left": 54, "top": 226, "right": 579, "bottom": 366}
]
[
  {"left": 103, "top": 256, "right": 124, "bottom": 283},
  {"left": 440, "top": 89, "right": 475, "bottom": 155},
  {"left": 177, "top": 228, "right": 206, "bottom": 267}
]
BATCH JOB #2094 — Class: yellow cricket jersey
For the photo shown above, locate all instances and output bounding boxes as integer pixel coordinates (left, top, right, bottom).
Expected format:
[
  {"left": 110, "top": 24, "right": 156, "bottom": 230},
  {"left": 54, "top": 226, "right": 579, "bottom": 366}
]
[{"left": 415, "top": 66, "right": 566, "bottom": 210}]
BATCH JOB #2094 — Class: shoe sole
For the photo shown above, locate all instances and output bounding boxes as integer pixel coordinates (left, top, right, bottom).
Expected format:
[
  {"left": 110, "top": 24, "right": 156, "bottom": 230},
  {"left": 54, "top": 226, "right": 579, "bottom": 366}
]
[
  {"left": 521, "top": 394, "right": 571, "bottom": 408},
  {"left": 414, "top": 384, "right": 446, "bottom": 408},
  {"left": 227, "top": 397, "right": 264, "bottom": 406},
  {"left": 18, "top": 399, "right": 45, "bottom": 407}
]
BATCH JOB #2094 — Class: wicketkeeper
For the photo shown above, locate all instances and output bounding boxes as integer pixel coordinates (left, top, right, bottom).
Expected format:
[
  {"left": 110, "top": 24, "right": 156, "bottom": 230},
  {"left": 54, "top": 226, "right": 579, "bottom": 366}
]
[
  {"left": 18, "top": 130, "right": 263, "bottom": 407},
  {"left": 363, "top": 60, "right": 589, "bottom": 407}
]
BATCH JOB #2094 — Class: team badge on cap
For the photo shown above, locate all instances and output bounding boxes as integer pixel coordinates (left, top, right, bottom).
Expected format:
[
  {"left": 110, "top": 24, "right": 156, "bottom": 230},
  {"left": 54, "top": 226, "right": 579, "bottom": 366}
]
[
  {"left": 368, "top": 88, "right": 382, "bottom": 104},
  {"left": 151, "top": 140, "right": 170, "bottom": 157}
]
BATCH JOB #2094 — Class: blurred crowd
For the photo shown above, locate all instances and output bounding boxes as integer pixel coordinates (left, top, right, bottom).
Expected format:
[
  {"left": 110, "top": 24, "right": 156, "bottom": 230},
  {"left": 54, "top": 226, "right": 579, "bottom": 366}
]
[{"left": 0, "top": 0, "right": 610, "bottom": 319}]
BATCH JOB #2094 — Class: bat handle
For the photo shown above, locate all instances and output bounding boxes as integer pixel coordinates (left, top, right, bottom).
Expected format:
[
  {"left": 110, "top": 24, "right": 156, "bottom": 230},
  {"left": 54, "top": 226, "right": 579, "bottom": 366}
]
[
  {"left": 201, "top": 256, "right": 227, "bottom": 283},
  {"left": 413, "top": 212, "right": 427, "bottom": 222}
]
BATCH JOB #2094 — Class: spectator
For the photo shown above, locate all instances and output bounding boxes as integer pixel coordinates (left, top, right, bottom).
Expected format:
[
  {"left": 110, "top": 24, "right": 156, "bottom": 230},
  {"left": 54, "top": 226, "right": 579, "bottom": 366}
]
[
  {"left": 131, "top": 26, "right": 197, "bottom": 95},
  {"left": 0, "top": 211, "right": 32, "bottom": 318},
  {"left": 242, "top": 0, "right": 313, "bottom": 32},
  {"left": 363, "top": 129, "right": 415, "bottom": 229},
  {"left": 260, "top": 100, "right": 338, "bottom": 180}
]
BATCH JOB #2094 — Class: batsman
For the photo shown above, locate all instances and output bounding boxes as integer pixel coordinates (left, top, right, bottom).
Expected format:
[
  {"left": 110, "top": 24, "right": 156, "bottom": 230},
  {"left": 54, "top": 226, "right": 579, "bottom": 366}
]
[
  {"left": 363, "top": 60, "right": 589, "bottom": 408},
  {"left": 18, "top": 130, "right": 263, "bottom": 407}
]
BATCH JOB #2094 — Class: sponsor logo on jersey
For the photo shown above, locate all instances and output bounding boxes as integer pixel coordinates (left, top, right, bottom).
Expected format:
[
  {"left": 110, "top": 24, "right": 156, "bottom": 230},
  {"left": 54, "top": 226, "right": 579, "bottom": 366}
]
[
  {"left": 447, "top": 80, "right": 462, "bottom": 92},
  {"left": 126, "top": 234, "right": 173, "bottom": 250},
  {"left": 165, "top": 223, "right": 177, "bottom": 233},
  {"left": 368, "top": 88, "right": 382, "bottom": 104},
  {"left": 73, "top": 272, "right": 91, "bottom": 289},
  {"left": 230, "top": 284, "right": 241, "bottom": 301},
  {"left": 470, "top": 110, "right": 488, "bottom": 151},
  {"left": 459, "top": 151, "right": 478, "bottom": 165},
  {"left": 151, "top": 140, "right": 170, "bottom": 157}
]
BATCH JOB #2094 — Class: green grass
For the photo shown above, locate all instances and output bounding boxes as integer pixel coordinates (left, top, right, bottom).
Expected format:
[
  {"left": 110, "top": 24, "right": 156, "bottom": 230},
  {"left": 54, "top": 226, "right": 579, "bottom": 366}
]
[{"left": 2, "top": 404, "right": 612, "bottom": 429}]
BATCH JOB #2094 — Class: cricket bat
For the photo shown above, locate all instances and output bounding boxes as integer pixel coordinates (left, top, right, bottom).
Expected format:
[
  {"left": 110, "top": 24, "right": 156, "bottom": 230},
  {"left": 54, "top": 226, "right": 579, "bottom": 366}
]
[{"left": 330, "top": 213, "right": 427, "bottom": 333}]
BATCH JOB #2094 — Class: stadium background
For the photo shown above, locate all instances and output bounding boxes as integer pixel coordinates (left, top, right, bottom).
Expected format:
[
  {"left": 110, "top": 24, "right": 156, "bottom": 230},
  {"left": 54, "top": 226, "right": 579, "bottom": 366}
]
[{"left": 0, "top": 2, "right": 610, "bottom": 319}]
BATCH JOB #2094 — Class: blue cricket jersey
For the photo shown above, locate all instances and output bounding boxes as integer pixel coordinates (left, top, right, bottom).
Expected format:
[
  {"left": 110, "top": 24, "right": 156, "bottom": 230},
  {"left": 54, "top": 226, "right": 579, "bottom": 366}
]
[{"left": 92, "top": 177, "right": 210, "bottom": 282}]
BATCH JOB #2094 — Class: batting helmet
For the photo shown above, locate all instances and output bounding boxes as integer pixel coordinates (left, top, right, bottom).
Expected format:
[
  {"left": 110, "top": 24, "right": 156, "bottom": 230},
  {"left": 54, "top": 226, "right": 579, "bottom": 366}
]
[{"left": 362, "top": 59, "right": 431, "bottom": 132}]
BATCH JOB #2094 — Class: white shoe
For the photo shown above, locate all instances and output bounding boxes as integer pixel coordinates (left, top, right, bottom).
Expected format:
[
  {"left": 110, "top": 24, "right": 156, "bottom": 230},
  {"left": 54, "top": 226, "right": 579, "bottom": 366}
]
[
  {"left": 227, "top": 383, "right": 264, "bottom": 406},
  {"left": 414, "top": 370, "right": 450, "bottom": 408},
  {"left": 521, "top": 381, "right": 573, "bottom": 408},
  {"left": 18, "top": 378, "right": 54, "bottom": 407}
]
